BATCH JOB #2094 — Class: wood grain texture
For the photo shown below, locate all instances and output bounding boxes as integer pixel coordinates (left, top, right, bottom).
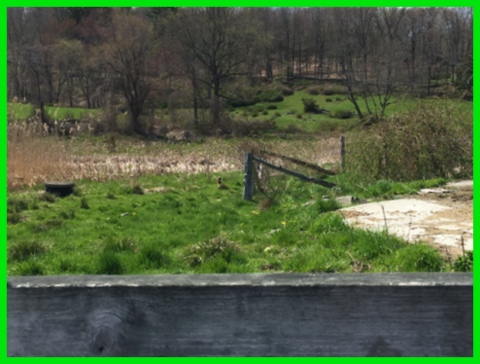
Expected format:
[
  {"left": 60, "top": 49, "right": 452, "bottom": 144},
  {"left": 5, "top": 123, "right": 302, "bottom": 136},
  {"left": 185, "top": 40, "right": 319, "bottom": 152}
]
[{"left": 8, "top": 273, "right": 472, "bottom": 357}]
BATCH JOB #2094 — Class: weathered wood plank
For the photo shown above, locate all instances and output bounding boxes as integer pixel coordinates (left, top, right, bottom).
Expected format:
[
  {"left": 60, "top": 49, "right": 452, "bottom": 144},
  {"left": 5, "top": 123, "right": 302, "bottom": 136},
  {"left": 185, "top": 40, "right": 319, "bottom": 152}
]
[{"left": 8, "top": 274, "right": 472, "bottom": 357}]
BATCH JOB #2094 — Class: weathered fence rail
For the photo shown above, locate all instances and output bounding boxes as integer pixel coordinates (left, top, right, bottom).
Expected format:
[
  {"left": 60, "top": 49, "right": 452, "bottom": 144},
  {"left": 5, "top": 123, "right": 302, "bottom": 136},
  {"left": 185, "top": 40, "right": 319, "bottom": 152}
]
[
  {"left": 259, "top": 150, "right": 337, "bottom": 176},
  {"left": 243, "top": 152, "right": 336, "bottom": 200},
  {"left": 8, "top": 273, "right": 472, "bottom": 357}
]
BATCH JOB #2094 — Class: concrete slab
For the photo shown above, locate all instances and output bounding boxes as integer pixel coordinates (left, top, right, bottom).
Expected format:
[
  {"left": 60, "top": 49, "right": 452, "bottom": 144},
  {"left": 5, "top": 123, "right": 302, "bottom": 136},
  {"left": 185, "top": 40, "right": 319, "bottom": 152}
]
[{"left": 339, "top": 196, "right": 473, "bottom": 254}]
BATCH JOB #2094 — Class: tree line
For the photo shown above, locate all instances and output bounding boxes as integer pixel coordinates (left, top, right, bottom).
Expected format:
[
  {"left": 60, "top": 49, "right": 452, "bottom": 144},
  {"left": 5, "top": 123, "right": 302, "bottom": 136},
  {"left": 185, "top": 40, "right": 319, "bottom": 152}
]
[{"left": 7, "top": 7, "right": 473, "bottom": 133}]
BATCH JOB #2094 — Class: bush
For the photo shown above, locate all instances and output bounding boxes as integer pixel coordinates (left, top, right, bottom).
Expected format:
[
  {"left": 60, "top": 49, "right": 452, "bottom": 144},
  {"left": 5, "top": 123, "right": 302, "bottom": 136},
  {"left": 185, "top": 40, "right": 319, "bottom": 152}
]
[
  {"left": 228, "top": 96, "right": 261, "bottom": 108},
  {"left": 330, "top": 109, "right": 353, "bottom": 119},
  {"left": 302, "top": 98, "right": 320, "bottom": 113},
  {"left": 282, "top": 88, "right": 294, "bottom": 96},
  {"left": 266, "top": 105, "right": 278, "bottom": 110},
  {"left": 307, "top": 87, "right": 321, "bottom": 95},
  {"left": 232, "top": 120, "right": 277, "bottom": 137},
  {"left": 268, "top": 94, "right": 284, "bottom": 103},
  {"left": 285, "top": 124, "right": 302, "bottom": 134},
  {"left": 345, "top": 101, "right": 472, "bottom": 181},
  {"left": 322, "top": 85, "right": 346, "bottom": 96}
]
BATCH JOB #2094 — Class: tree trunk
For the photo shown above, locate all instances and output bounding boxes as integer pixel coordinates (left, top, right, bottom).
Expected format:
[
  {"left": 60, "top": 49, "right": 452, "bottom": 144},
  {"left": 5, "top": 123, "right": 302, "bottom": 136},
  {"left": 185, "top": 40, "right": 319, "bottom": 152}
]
[{"left": 211, "top": 77, "right": 221, "bottom": 126}]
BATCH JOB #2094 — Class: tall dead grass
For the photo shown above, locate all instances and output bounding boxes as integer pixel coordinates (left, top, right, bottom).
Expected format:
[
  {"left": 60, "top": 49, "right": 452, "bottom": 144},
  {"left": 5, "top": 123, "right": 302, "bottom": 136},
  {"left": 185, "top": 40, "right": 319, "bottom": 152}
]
[
  {"left": 7, "top": 120, "right": 242, "bottom": 190},
  {"left": 8, "top": 117, "right": 342, "bottom": 191},
  {"left": 8, "top": 121, "right": 75, "bottom": 190}
]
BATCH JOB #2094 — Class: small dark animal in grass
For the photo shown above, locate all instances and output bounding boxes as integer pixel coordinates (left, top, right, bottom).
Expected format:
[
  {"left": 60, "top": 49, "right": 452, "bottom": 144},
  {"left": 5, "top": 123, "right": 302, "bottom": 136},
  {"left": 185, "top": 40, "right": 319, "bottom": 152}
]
[{"left": 217, "top": 177, "right": 229, "bottom": 190}]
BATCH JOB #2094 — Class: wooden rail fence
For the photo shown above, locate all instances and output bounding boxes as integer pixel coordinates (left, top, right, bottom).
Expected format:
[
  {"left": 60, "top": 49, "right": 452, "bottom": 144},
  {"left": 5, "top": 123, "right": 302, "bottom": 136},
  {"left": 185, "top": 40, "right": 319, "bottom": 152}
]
[
  {"left": 243, "top": 152, "right": 336, "bottom": 200},
  {"left": 8, "top": 273, "right": 472, "bottom": 357}
]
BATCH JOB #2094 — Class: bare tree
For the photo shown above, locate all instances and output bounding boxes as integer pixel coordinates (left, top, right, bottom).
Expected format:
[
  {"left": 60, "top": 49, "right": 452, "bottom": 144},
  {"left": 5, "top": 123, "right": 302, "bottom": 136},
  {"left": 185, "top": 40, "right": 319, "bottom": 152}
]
[
  {"left": 173, "top": 8, "right": 259, "bottom": 126},
  {"left": 104, "top": 10, "right": 154, "bottom": 134}
]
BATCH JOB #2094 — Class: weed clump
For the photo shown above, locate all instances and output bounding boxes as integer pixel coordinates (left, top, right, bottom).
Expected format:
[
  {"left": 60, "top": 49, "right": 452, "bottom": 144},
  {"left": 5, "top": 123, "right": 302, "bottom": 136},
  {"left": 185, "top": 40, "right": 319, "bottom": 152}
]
[
  {"left": 314, "top": 198, "right": 340, "bottom": 213},
  {"left": 15, "top": 259, "right": 44, "bottom": 276},
  {"left": 389, "top": 244, "right": 445, "bottom": 272},
  {"left": 131, "top": 183, "right": 145, "bottom": 195},
  {"left": 96, "top": 251, "right": 125, "bottom": 275},
  {"left": 453, "top": 251, "right": 473, "bottom": 272},
  {"left": 40, "top": 192, "right": 57, "bottom": 203},
  {"left": 9, "top": 240, "right": 47, "bottom": 262},
  {"left": 183, "top": 235, "right": 241, "bottom": 267},
  {"left": 104, "top": 237, "right": 137, "bottom": 253},
  {"left": 7, "top": 197, "right": 29, "bottom": 213},
  {"left": 8, "top": 212, "right": 23, "bottom": 224},
  {"left": 59, "top": 210, "right": 76, "bottom": 219},
  {"left": 80, "top": 197, "right": 90, "bottom": 209},
  {"left": 58, "top": 258, "right": 78, "bottom": 273},
  {"left": 138, "top": 244, "right": 170, "bottom": 269}
]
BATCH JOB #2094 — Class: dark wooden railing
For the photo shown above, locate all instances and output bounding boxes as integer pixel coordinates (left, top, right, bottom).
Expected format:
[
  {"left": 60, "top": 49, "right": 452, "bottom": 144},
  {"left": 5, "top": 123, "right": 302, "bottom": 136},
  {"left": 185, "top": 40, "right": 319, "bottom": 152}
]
[{"left": 8, "top": 273, "right": 472, "bottom": 357}]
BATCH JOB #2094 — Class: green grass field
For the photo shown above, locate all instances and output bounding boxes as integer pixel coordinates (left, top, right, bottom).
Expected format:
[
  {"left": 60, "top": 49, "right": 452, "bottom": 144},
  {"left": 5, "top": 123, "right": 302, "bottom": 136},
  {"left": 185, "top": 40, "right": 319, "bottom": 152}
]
[
  {"left": 7, "top": 86, "right": 472, "bottom": 276},
  {"left": 8, "top": 87, "right": 472, "bottom": 136},
  {"left": 7, "top": 102, "right": 101, "bottom": 121},
  {"left": 228, "top": 89, "right": 472, "bottom": 133},
  {"left": 8, "top": 171, "right": 456, "bottom": 276}
]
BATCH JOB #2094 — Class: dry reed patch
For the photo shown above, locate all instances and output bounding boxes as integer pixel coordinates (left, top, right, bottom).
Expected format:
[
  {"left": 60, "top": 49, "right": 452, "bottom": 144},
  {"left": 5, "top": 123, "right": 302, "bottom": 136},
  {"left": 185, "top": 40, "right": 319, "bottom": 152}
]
[
  {"left": 8, "top": 121, "right": 341, "bottom": 191},
  {"left": 8, "top": 122, "right": 76, "bottom": 190}
]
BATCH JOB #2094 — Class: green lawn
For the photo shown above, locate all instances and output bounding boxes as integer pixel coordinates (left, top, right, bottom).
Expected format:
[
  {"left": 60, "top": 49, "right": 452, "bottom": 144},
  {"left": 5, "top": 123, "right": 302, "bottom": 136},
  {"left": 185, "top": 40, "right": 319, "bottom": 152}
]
[
  {"left": 8, "top": 88, "right": 471, "bottom": 137},
  {"left": 7, "top": 171, "right": 456, "bottom": 276},
  {"left": 228, "top": 89, "right": 472, "bottom": 134},
  {"left": 7, "top": 102, "right": 101, "bottom": 121}
]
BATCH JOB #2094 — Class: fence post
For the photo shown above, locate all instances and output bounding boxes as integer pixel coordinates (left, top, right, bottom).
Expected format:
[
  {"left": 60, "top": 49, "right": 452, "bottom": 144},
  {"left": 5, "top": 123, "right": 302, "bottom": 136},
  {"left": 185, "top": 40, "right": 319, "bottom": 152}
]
[
  {"left": 340, "top": 135, "right": 345, "bottom": 172},
  {"left": 243, "top": 152, "right": 254, "bottom": 201}
]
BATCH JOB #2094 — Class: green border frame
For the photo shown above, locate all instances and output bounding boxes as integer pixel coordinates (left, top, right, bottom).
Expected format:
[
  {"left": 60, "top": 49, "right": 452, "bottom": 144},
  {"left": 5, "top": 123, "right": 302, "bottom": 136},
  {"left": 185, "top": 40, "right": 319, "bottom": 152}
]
[{"left": 2, "top": 1, "right": 477, "bottom": 361}]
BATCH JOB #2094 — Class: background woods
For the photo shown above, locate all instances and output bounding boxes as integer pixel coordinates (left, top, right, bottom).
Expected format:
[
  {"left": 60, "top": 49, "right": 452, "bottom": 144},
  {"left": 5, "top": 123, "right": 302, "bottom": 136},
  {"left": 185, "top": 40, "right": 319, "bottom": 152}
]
[{"left": 7, "top": 7, "right": 473, "bottom": 133}]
